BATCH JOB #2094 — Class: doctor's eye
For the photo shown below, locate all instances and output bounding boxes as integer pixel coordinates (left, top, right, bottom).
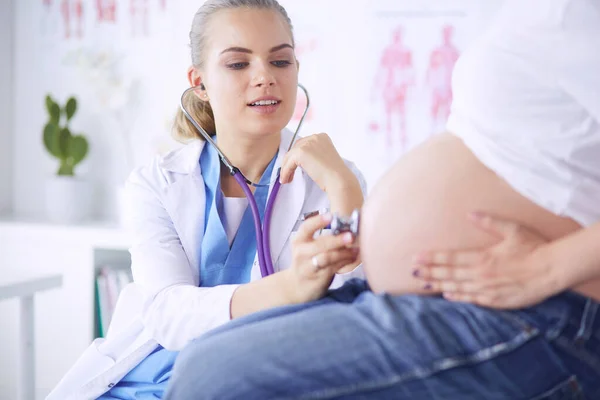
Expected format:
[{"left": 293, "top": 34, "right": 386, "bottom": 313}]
[
  {"left": 227, "top": 62, "right": 249, "bottom": 70},
  {"left": 271, "top": 60, "right": 293, "bottom": 68}
]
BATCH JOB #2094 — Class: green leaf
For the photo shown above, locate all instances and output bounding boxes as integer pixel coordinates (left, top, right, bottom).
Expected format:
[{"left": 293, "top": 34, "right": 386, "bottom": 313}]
[
  {"left": 50, "top": 103, "right": 60, "bottom": 125},
  {"left": 46, "top": 95, "right": 61, "bottom": 125},
  {"left": 65, "top": 97, "right": 77, "bottom": 121},
  {"left": 43, "top": 123, "right": 62, "bottom": 158},
  {"left": 45, "top": 95, "right": 53, "bottom": 113},
  {"left": 69, "top": 135, "right": 89, "bottom": 166},
  {"left": 58, "top": 127, "right": 72, "bottom": 159}
]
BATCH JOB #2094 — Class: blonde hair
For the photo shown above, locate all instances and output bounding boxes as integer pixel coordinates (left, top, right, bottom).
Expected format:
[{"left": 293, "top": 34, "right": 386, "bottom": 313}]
[{"left": 173, "top": 0, "right": 295, "bottom": 141}]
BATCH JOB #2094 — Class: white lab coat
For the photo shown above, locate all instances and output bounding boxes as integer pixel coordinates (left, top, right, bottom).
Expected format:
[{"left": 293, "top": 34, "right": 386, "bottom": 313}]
[{"left": 47, "top": 129, "right": 367, "bottom": 400}]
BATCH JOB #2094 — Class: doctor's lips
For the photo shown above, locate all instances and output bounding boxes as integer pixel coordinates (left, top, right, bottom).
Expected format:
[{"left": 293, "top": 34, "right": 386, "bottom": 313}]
[
  {"left": 248, "top": 96, "right": 281, "bottom": 106},
  {"left": 247, "top": 96, "right": 281, "bottom": 114}
]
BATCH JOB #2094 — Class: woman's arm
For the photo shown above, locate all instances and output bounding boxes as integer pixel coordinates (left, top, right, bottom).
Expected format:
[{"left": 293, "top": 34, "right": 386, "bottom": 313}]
[
  {"left": 279, "top": 134, "right": 365, "bottom": 274},
  {"left": 412, "top": 212, "right": 600, "bottom": 308},
  {"left": 326, "top": 166, "right": 365, "bottom": 217},
  {"left": 326, "top": 163, "right": 365, "bottom": 274},
  {"left": 545, "top": 219, "right": 600, "bottom": 298},
  {"left": 128, "top": 162, "right": 357, "bottom": 349},
  {"left": 279, "top": 134, "right": 365, "bottom": 217}
]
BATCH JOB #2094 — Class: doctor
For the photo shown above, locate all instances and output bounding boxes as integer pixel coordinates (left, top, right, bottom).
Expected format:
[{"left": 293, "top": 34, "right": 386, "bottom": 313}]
[{"left": 47, "top": 0, "right": 366, "bottom": 398}]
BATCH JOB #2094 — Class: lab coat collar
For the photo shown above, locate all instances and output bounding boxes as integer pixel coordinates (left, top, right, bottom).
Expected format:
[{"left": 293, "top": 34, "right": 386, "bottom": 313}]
[
  {"left": 159, "top": 139, "right": 205, "bottom": 175},
  {"left": 159, "top": 129, "right": 296, "bottom": 175}
]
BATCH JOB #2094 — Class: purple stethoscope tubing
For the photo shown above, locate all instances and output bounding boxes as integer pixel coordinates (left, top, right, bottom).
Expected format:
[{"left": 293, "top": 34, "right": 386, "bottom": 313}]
[
  {"left": 180, "top": 84, "right": 311, "bottom": 277},
  {"left": 233, "top": 173, "right": 282, "bottom": 277}
]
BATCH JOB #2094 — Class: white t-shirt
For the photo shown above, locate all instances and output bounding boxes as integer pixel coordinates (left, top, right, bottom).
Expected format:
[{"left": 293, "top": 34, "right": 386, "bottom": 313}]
[
  {"left": 222, "top": 196, "right": 248, "bottom": 246},
  {"left": 447, "top": 0, "right": 600, "bottom": 227}
]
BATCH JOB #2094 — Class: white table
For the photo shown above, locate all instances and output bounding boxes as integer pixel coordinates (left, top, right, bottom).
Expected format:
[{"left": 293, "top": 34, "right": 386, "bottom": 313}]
[{"left": 0, "top": 275, "right": 63, "bottom": 400}]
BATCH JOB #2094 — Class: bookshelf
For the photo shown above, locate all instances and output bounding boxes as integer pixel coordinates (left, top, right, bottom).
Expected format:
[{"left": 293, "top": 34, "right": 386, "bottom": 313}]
[
  {"left": 0, "top": 215, "right": 132, "bottom": 399},
  {"left": 94, "top": 249, "right": 133, "bottom": 338}
]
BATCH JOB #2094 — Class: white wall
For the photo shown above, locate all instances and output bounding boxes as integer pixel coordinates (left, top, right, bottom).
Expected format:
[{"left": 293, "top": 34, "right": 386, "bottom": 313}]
[
  {"left": 0, "top": 0, "right": 14, "bottom": 214},
  {"left": 10, "top": 0, "right": 504, "bottom": 221}
]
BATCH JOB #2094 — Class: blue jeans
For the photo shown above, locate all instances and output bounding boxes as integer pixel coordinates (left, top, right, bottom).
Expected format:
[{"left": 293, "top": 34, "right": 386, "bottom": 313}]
[{"left": 164, "top": 279, "right": 600, "bottom": 399}]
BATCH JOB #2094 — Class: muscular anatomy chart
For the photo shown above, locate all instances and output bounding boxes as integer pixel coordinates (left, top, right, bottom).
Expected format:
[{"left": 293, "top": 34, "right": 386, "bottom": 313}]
[
  {"left": 96, "top": 0, "right": 117, "bottom": 22},
  {"left": 61, "top": 0, "right": 85, "bottom": 39},
  {"left": 43, "top": 0, "right": 167, "bottom": 40},
  {"left": 370, "top": 27, "right": 415, "bottom": 149},
  {"left": 130, "top": 0, "right": 150, "bottom": 37},
  {"left": 367, "top": 6, "right": 465, "bottom": 157},
  {"left": 425, "top": 25, "right": 459, "bottom": 135}
]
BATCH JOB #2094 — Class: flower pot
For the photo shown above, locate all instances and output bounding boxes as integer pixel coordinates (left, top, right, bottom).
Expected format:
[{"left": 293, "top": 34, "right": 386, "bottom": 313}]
[{"left": 45, "top": 176, "right": 94, "bottom": 224}]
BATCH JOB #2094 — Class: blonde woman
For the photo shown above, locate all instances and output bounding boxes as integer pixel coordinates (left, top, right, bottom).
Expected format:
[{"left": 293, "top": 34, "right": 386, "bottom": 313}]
[{"left": 48, "top": 1, "right": 366, "bottom": 398}]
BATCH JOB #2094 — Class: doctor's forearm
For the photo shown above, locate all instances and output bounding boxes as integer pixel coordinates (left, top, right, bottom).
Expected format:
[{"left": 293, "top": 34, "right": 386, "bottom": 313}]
[
  {"left": 326, "top": 173, "right": 363, "bottom": 273},
  {"left": 326, "top": 171, "right": 364, "bottom": 216},
  {"left": 229, "top": 270, "right": 299, "bottom": 319}
]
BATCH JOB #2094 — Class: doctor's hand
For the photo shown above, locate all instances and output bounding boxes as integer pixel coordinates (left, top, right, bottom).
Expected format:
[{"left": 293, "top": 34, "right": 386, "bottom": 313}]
[
  {"left": 284, "top": 212, "right": 359, "bottom": 304},
  {"left": 412, "top": 212, "right": 557, "bottom": 309},
  {"left": 280, "top": 133, "right": 359, "bottom": 194},
  {"left": 280, "top": 133, "right": 363, "bottom": 217}
]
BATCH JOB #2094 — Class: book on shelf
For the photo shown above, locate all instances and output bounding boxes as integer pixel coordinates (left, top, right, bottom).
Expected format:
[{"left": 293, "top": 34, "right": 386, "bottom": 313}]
[{"left": 95, "top": 266, "right": 133, "bottom": 338}]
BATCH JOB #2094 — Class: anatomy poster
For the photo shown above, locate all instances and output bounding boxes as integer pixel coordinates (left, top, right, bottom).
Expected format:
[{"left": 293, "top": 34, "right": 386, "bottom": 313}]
[
  {"left": 40, "top": 0, "right": 168, "bottom": 41},
  {"left": 365, "top": 2, "right": 468, "bottom": 161}
]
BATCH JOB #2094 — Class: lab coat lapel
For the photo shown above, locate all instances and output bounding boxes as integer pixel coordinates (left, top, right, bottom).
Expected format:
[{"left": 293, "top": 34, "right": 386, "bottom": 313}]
[
  {"left": 268, "top": 168, "right": 305, "bottom": 271},
  {"left": 162, "top": 142, "right": 207, "bottom": 285},
  {"left": 264, "top": 129, "right": 306, "bottom": 272}
]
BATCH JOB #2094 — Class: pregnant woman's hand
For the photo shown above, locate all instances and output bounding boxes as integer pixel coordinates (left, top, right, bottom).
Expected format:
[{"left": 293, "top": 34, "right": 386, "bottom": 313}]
[
  {"left": 412, "top": 212, "right": 560, "bottom": 309},
  {"left": 284, "top": 212, "right": 359, "bottom": 303}
]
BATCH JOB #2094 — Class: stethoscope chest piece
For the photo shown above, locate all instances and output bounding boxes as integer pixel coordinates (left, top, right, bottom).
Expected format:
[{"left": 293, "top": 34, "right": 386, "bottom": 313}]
[{"left": 330, "top": 209, "right": 360, "bottom": 237}]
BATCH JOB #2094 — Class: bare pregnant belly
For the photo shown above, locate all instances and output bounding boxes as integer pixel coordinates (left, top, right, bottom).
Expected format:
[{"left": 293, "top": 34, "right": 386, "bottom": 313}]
[{"left": 361, "top": 133, "right": 600, "bottom": 300}]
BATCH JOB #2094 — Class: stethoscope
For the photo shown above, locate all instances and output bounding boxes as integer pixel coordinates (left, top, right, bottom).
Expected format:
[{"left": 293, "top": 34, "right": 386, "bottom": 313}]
[{"left": 180, "top": 84, "right": 359, "bottom": 278}]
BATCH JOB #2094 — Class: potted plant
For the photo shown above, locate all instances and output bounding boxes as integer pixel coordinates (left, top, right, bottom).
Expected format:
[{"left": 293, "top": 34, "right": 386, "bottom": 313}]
[{"left": 43, "top": 94, "right": 92, "bottom": 223}]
